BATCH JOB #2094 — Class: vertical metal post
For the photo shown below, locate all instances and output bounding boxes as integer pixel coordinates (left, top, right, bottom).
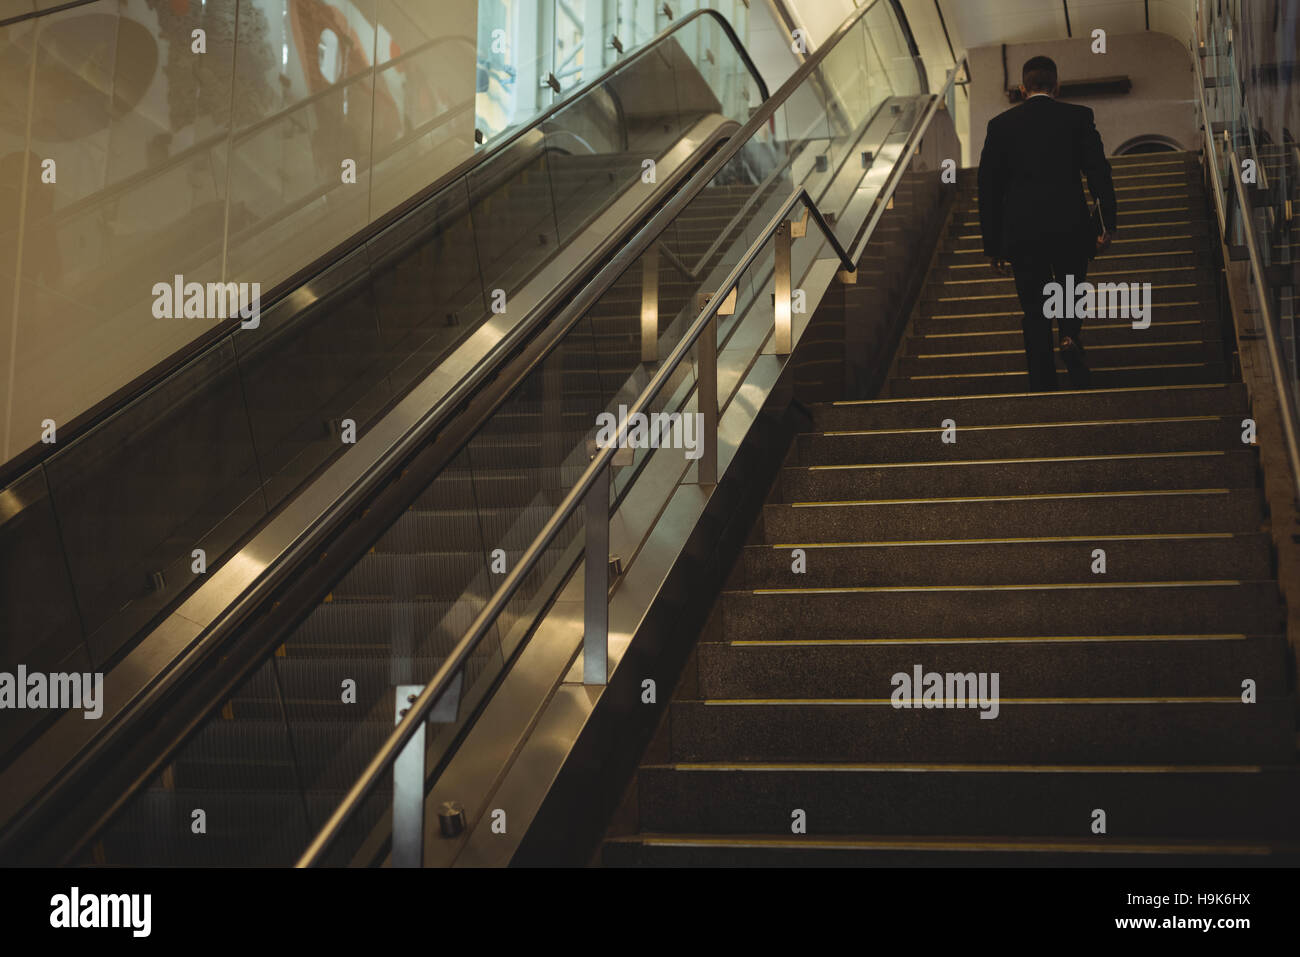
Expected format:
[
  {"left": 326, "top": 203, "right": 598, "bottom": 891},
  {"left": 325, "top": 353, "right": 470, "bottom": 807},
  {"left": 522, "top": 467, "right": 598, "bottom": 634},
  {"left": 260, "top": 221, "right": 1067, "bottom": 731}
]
[
  {"left": 698, "top": 311, "right": 718, "bottom": 485},
  {"left": 392, "top": 685, "right": 426, "bottom": 868},
  {"left": 640, "top": 243, "right": 659, "bottom": 362},
  {"left": 774, "top": 221, "right": 792, "bottom": 355},
  {"left": 583, "top": 462, "right": 610, "bottom": 684}
]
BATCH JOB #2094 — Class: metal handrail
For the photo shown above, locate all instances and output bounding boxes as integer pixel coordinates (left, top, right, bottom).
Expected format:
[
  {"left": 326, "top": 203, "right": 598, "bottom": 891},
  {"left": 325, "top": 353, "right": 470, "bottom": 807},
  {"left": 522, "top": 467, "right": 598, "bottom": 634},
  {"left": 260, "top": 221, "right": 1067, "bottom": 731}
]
[
  {"left": 0, "top": 0, "right": 97, "bottom": 27},
  {"left": 1227, "top": 147, "right": 1300, "bottom": 507},
  {"left": 297, "top": 0, "right": 945, "bottom": 866},
  {"left": 1194, "top": 47, "right": 1231, "bottom": 237},
  {"left": 1193, "top": 26, "right": 1300, "bottom": 507}
]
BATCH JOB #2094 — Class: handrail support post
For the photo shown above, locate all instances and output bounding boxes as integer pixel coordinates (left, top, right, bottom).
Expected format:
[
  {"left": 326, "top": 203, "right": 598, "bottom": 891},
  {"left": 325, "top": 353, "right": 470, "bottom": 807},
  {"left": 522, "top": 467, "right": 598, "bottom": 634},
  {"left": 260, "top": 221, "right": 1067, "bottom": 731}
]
[
  {"left": 774, "top": 221, "right": 793, "bottom": 355},
  {"left": 641, "top": 244, "right": 660, "bottom": 362},
  {"left": 392, "top": 685, "right": 426, "bottom": 868},
  {"left": 698, "top": 311, "right": 719, "bottom": 485},
  {"left": 583, "top": 463, "right": 611, "bottom": 684}
]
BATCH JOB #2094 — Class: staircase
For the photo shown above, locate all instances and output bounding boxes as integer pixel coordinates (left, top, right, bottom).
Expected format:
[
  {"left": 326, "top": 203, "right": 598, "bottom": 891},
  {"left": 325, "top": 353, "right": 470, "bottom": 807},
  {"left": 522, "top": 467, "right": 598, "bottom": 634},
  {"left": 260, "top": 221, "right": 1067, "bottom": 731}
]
[{"left": 604, "top": 151, "right": 1300, "bottom": 866}]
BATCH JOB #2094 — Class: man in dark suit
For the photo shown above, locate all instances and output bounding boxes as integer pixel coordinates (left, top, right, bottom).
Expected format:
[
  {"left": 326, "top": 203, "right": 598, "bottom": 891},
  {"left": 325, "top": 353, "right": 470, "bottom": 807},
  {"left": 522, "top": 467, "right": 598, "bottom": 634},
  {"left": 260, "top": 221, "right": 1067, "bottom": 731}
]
[{"left": 978, "top": 55, "right": 1118, "bottom": 391}]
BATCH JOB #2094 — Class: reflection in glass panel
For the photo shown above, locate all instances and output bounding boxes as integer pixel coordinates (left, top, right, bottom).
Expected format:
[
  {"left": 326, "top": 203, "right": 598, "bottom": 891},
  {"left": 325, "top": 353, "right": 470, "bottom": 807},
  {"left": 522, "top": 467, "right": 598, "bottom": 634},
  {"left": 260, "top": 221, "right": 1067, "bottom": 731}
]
[
  {"left": 88, "top": 658, "right": 312, "bottom": 866},
  {"left": 370, "top": 0, "right": 478, "bottom": 218},
  {"left": 232, "top": 245, "right": 387, "bottom": 510},
  {"left": 367, "top": 178, "right": 485, "bottom": 396},
  {"left": 278, "top": 444, "right": 500, "bottom": 833},
  {"left": 476, "top": 0, "right": 552, "bottom": 145},
  {"left": 44, "top": 337, "right": 265, "bottom": 666},
  {"left": 467, "top": 133, "right": 559, "bottom": 298},
  {"left": 0, "top": 465, "right": 89, "bottom": 765}
]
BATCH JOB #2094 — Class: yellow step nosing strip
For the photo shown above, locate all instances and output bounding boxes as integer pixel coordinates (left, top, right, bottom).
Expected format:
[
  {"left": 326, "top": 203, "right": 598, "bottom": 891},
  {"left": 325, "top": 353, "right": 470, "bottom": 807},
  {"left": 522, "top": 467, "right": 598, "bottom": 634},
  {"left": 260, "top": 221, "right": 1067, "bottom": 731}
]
[
  {"left": 805, "top": 450, "right": 1224, "bottom": 470},
  {"left": 908, "top": 361, "right": 1212, "bottom": 379},
  {"left": 662, "top": 762, "right": 1264, "bottom": 773},
  {"left": 935, "top": 282, "right": 1200, "bottom": 302},
  {"left": 700, "top": 696, "right": 1243, "bottom": 705},
  {"left": 728, "top": 633, "right": 1251, "bottom": 646},
  {"left": 629, "top": 836, "right": 1275, "bottom": 855},
  {"left": 954, "top": 228, "right": 1201, "bottom": 240},
  {"left": 828, "top": 382, "right": 1231, "bottom": 405},
  {"left": 948, "top": 247, "right": 1198, "bottom": 267},
  {"left": 819, "top": 414, "right": 1219, "bottom": 435},
  {"left": 749, "top": 580, "right": 1243, "bottom": 595},
  {"left": 922, "top": 320, "right": 1201, "bottom": 336},
  {"left": 960, "top": 203, "right": 1192, "bottom": 222},
  {"left": 935, "top": 264, "right": 1201, "bottom": 286},
  {"left": 928, "top": 300, "right": 1202, "bottom": 319},
  {"left": 766, "top": 532, "right": 1239, "bottom": 547},
  {"left": 787, "top": 487, "right": 1231, "bottom": 507},
  {"left": 913, "top": 340, "right": 1207, "bottom": 359},
  {"left": 956, "top": 218, "right": 1199, "bottom": 235}
]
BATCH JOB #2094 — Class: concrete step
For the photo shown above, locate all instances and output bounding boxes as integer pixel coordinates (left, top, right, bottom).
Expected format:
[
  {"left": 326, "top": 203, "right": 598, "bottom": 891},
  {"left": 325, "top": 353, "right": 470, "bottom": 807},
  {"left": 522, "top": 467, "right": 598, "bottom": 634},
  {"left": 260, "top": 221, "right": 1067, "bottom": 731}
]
[
  {"left": 919, "top": 278, "right": 1215, "bottom": 312},
  {"left": 952, "top": 190, "right": 1207, "bottom": 223},
  {"left": 908, "top": 318, "right": 1220, "bottom": 352},
  {"left": 667, "top": 696, "right": 1294, "bottom": 763},
  {"left": 897, "top": 340, "right": 1221, "bottom": 377},
  {"left": 955, "top": 188, "right": 1207, "bottom": 220},
  {"left": 809, "top": 383, "right": 1248, "bottom": 430},
  {"left": 696, "top": 632, "right": 1288, "bottom": 698},
  {"left": 742, "top": 528, "right": 1270, "bottom": 586},
  {"left": 955, "top": 155, "right": 1200, "bottom": 185},
  {"left": 941, "top": 231, "right": 1213, "bottom": 261},
  {"left": 950, "top": 214, "right": 1211, "bottom": 246},
  {"left": 934, "top": 247, "right": 1213, "bottom": 279},
  {"left": 603, "top": 833, "right": 1299, "bottom": 866},
  {"left": 634, "top": 762, "right": 1300, "bottom": 839},
  {"left": 885, "top": 360, "right": 1229, "bottom": 395},
  {"left": 925, "top": 264, "right": 1210, "bottom": 299},
  {"left": 794, "top": 416, "right": 1248, "bottom": 464},
  {"left": 780, "top": 450, "right": 1256, "bottom": 500},
  {"left": 719, "top": 579, "right": 1283, "bottom": 639},
  {"left": 761, "top": 487, "right": 1263, "bottom": 543}
]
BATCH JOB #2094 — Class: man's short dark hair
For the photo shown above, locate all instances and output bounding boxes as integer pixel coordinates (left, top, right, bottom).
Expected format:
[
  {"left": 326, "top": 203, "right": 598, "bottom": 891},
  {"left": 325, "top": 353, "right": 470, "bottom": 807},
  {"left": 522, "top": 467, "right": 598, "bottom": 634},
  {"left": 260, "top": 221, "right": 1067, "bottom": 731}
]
[{"left": 1022, "top": 56, "right": 1058, "bottom": 93}]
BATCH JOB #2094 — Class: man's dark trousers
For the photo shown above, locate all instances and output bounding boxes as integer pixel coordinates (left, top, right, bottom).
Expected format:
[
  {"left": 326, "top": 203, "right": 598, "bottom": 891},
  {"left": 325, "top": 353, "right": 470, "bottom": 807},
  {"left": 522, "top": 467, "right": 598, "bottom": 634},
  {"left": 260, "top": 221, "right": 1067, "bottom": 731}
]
[{"left": 1010, "top": 246, "right": 1091, "bottom": 391}]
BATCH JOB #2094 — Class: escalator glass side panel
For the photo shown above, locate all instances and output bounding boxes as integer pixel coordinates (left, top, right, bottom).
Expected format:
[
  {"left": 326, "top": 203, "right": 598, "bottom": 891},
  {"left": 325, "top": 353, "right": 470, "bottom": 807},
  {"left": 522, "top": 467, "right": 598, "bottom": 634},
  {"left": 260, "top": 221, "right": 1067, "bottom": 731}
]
[
  {"left": 43, "top": 337, "right": 265, "bottom": 668},
  {"left": 231, "top": 245, "right": 389, "bottom": 513},
  {"left": 0, "top": 466, "right": 90, "bottom": 768},
  {"left": 365, "top": 179, "right": 485, "bottom": 407},
  {"left": 863, "top": 0, "right": 922, "bottom": 98},
  {"left": 0, "top": 12, "right": 759, "bottom": 774},
  {"left": 82, "top": 657, "right": 311, "bottom": 867},
  {"left": 467, "top": 135, "right": 561, "bottom": 303}
]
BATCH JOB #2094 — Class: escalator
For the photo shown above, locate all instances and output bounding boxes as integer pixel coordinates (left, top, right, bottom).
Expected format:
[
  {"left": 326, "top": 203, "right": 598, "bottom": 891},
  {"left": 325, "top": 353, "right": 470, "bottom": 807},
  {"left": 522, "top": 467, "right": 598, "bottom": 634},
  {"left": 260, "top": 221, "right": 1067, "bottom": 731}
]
[
  {"left": 0, "top": 0, "right": 937, "bottom": 867},
  {"left": 84, "top": 179, "right": 768, "bottom": 866},
  {"left": 0, "top": 8, "right": 772, "bottom": 863}
]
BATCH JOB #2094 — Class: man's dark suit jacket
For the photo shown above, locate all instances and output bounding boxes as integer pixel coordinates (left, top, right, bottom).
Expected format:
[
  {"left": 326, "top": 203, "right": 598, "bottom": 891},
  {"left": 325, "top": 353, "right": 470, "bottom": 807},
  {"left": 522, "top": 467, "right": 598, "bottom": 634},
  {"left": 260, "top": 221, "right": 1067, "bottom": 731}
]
[{"left": 977, "top": 95, "right": 1118, "bottom": 261}]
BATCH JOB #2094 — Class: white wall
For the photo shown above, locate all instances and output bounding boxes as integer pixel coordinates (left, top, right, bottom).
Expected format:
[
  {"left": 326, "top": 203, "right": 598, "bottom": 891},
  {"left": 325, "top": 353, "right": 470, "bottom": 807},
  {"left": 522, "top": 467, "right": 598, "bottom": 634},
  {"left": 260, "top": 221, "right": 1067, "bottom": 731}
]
[
  {"left": 746, "top": 0, "right": 805, "bottom": 92},
  {"left": 967, "top": 30, "right": 1198, "bottom": 162}
]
